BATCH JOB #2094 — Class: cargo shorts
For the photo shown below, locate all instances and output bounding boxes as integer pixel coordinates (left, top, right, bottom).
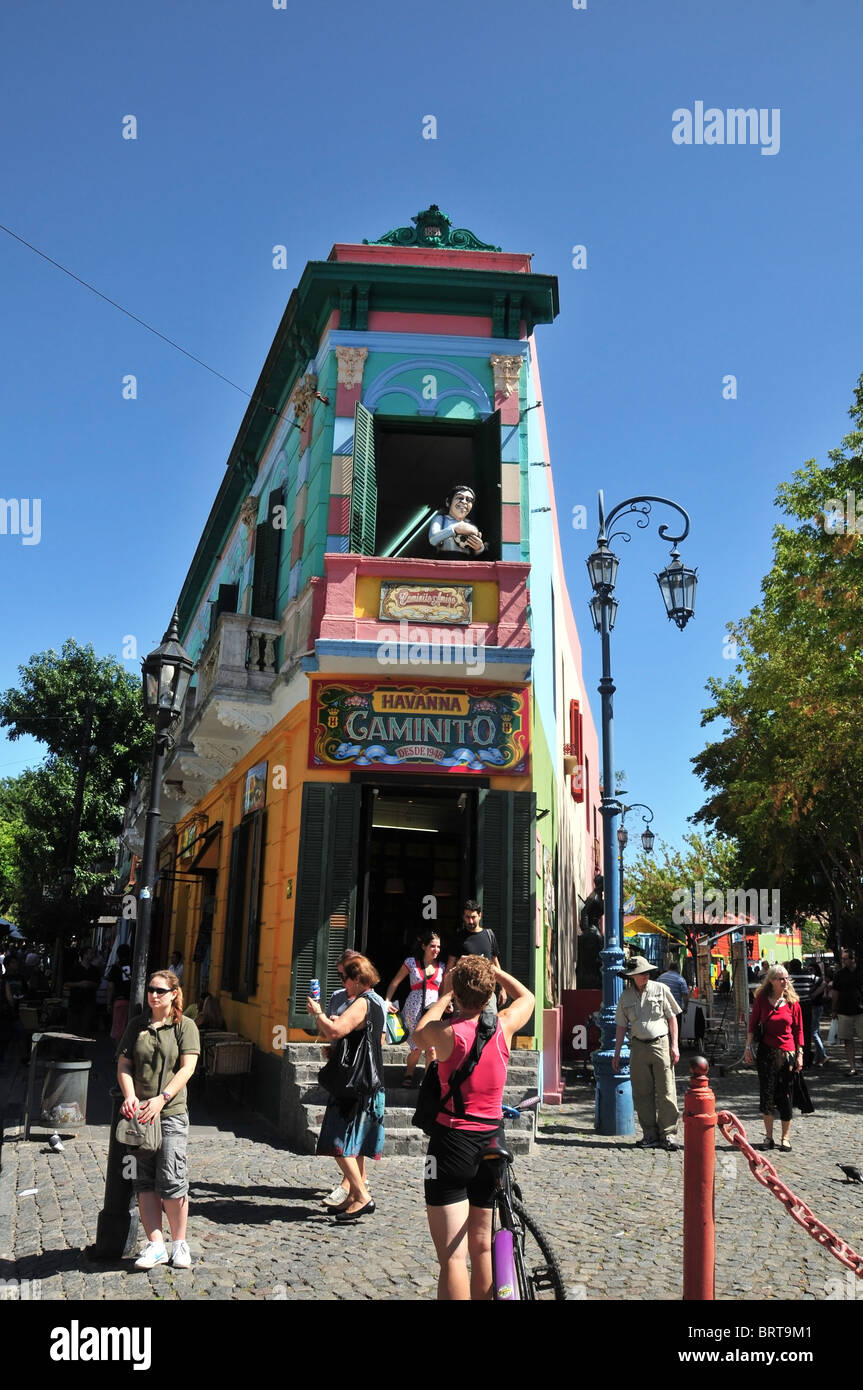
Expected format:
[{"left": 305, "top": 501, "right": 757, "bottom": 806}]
[{"left": 130, "top": 1113, "right": 190, "bottom": 1199}]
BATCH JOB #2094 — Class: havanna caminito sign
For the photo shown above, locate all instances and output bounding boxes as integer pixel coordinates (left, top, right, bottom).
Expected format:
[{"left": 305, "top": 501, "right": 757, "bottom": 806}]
[{"left": 309, "top": 680, "right": 529, "bottom": 775}]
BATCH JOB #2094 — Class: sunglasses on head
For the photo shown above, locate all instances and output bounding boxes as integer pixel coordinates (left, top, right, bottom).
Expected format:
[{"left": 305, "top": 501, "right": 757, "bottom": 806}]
[{"left": 147, "top": 985, "right": 172, "bottom": 996}]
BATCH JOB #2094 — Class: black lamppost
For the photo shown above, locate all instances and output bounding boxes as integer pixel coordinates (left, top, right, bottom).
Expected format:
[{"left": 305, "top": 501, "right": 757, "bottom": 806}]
[
  {"left": 587, "top": 491, "right": 697, "bottom": 1136},
  {"left": 90, "top": 611, "right": 193, "bottom": 1259}
]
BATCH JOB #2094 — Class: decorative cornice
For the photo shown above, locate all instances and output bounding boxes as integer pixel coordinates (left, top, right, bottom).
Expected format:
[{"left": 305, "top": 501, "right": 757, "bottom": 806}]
[
  {"left": 214, "top": 702, "right": 275, "bottom": 736},
  {"left": 490, "top": 353, "right": 523, "bottom": 399},
  {"left": 290, "top": 373, "right": 318, "bottom": 427},
  {"left": 334, "top": 345, "right": 368, "bottom": 390},
  {"left": 365, "top": 204, "right": 501, "bottom": 253}
]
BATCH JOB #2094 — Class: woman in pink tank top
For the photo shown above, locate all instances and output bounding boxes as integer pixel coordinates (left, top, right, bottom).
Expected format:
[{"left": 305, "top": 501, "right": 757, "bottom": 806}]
[{"left": 413, "top": 954, "right": 535, "bottom": 1301}]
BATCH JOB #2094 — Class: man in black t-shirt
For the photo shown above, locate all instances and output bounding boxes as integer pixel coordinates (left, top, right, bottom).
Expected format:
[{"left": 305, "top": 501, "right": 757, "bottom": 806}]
[
  {"left": 445, "top": 901, "right": 505, "bottom": 1008},
  {"left": 830, "top": 947, "right": 863, "bottom": 1075}
]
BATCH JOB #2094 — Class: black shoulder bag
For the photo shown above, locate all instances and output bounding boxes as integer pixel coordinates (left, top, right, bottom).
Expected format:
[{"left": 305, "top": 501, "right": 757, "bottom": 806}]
[
  {"left": 412, "top": 1009, "right": 500, "bottom": 1135},
  {"left": 318, "top": 996, "right": 384, "bottom": 1102}
]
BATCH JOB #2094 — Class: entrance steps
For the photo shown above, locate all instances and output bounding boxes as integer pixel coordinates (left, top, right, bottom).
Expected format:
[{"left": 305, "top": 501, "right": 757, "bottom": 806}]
[{"left": 279, "top": 1043, "right": 540, "bottom": 1156}]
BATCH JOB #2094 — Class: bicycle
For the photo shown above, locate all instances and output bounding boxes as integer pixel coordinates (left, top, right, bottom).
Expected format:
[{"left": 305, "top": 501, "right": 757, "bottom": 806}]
[{"left": 483, "top": 1098, "right": 567, "bottom": 1300}]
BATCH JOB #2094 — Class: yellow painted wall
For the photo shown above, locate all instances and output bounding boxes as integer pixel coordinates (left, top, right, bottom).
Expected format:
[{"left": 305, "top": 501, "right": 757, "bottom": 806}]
[{"left": 169, "top": 677, "right": 532, "bottom": 1051}]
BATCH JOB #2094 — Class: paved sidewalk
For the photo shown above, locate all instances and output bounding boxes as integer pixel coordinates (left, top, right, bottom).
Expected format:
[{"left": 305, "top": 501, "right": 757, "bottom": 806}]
[{"left": 2, "top": 1040, "right": 862, "bottom": 1301}]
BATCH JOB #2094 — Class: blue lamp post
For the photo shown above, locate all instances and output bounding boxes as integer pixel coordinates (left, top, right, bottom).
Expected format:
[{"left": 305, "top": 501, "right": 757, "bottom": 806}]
[{"left": 586, "top": 492, "right": 697, "bottom": 1135}]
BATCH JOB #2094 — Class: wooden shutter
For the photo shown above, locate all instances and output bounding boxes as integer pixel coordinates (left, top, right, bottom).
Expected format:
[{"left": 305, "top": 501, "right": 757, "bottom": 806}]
[
  {"left": 349, "top": 402, "right": 377, "bottom": 555},
  {"left": 221, "top": 825, "right": 244, "bottom": 992},
  {"left": 251, "top": 487, "right": 285, "bottom": 618},
  {"left": 289, "top": 783, "right": 362, "bottom": 1027},
  {"left": 241, "top": 810, "right": 266, "bottom": 998},
  {"left": 476, "top": 789, "right": 536, "bottom": 994}
]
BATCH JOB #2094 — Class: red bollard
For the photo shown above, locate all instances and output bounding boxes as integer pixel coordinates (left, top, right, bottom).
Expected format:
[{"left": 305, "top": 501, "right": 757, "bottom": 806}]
[{"left": 683, "top": 1056, "right": 716, "bottom": 1300}]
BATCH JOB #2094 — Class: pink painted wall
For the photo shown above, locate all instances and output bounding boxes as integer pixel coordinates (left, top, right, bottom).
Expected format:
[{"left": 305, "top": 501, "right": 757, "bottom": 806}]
[
  {"left": 312, "top": 554, "right": 531, "bottom": 651},
  {"left": 365, "top": 311, "right": 493, "bottom": 336},
  {"left": 528, "top": 335, "right": 602, "bottom": 890},
  {"left": 328, "top": 244, "right": 532, "bottom": 274}
]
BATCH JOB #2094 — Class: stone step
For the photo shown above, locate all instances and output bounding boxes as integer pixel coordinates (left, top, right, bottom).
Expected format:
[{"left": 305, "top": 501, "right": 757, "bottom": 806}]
[
  {"left": 293, "top": 1083, "right": 537, "bottom": 1108},
  {"left": 287, "top": 1043, "right": 540, "bottom": 1070},
  {"left": 304, "top": 1110, "right": 535, "bottom": 1156},
  {"left": 279, "top": 1042, "right": 540, "bottom": 1156},
  {"left": 287, "top": 1064, "right": 540, "bottom": 1090}
]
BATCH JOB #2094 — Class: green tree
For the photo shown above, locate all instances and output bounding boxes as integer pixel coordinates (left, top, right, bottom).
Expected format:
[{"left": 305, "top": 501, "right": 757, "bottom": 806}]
[
  {"left": 0, "top": 641, "right": 150, "bottom": 937},
  {"left": 692, "top": 375, "right": 863, "bottom": 952},
  {"left": 623, "top": 830, "right": 742, "bottom": 958}
]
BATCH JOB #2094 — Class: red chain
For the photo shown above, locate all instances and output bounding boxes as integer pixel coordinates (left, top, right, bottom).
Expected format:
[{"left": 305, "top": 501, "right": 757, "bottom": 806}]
[{"left": 717, "top": 1110, "right": 863, "bottom": 1276}]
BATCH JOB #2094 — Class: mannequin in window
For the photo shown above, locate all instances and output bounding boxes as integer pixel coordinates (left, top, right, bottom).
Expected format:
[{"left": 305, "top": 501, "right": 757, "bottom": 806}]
[{"left": 428, "top": 484, "right": 486, "bottom": 558}]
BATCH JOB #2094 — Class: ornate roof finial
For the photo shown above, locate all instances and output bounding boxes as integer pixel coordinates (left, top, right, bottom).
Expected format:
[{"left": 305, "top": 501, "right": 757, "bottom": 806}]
[{"left": 364, "top": 204, "right": 502, "bottom": 252}]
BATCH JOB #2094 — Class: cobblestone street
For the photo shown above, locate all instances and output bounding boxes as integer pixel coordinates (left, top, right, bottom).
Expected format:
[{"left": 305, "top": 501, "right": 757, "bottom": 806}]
[{"left": 3, "top": 1039, "right": 863, "bottom": 1303}]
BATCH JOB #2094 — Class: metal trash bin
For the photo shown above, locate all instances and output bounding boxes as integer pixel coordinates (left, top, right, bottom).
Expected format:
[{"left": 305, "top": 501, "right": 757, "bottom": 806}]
[{"left": 41, "top": 1059, "right": 92, "bottom": 1127}]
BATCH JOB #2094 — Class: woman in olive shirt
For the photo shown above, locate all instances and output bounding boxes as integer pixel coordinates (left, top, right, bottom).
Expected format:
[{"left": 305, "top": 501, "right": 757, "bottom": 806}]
[{"left": 116, "top": 970, "right": 200, "bottom": 1269}]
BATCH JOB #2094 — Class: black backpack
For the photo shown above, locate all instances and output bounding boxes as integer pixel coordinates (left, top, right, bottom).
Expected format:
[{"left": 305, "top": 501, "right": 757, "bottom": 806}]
[{"left": 412, "top": 1010, "right": 500, "bottom": 1135}]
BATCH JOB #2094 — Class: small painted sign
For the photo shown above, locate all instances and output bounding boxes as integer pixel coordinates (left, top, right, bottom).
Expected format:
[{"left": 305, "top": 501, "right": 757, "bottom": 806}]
[
  {"left": 309, "top": 680, "right": 529, "bottom": 775},
  {"left": 243, "top": 762, "right": 268, "bottom": 815},
  {"left": 379, "top": 582, "right": 472, "bottom": 625},
  {"left": 178, "top": 817, "right": 208, "bottom": 863}
]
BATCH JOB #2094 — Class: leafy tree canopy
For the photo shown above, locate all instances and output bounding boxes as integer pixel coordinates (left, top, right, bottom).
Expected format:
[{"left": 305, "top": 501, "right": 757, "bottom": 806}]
[
  {"left": 623, "top": 830, "right": 742, "bottom": 954},
  {"left": 692, "top": 376, "right": 863, "bottom": 951},
  {"left": 0, "top": 642, "right": 150, "bottom": 936}
]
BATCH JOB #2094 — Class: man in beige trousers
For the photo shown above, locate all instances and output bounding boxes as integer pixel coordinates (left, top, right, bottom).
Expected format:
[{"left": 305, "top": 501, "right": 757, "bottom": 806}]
[{"left": 612, "top": 956, "right": 681, "bottom": 1151}]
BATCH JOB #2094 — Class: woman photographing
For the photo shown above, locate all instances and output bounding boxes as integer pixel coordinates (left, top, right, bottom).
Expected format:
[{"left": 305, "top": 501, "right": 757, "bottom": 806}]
[
  {"left": 413, "top": 957, "right": 534, "bottom": 1300},
  {"left": 743, "top": 965, "right": 803, "bottom": 1152},
  {"left": 306, "top": 954, "right": 385, "bottom": 1222}
]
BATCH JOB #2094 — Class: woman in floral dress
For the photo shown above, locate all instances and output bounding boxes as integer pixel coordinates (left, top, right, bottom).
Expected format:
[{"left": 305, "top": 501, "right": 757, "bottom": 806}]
[{"left": 384, "top": 930, "right": 444, "bottom": 1088}]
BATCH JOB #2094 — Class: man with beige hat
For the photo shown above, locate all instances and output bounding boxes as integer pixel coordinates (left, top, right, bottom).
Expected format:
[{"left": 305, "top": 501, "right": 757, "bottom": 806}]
[{"left": 612, "top": 955, "right": 681, "bottom": 1150}]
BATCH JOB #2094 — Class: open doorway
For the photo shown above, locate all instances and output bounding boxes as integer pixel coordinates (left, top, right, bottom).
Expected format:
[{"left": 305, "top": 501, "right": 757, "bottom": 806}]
[{"left": 356, "top": 784, "right": 475, "bottom": 1004}]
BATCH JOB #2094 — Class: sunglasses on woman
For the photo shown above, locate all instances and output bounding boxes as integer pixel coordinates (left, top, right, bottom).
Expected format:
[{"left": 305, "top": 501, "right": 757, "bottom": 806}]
[{"left": 147, "top": 986, "right": 173, "bottom": 996}]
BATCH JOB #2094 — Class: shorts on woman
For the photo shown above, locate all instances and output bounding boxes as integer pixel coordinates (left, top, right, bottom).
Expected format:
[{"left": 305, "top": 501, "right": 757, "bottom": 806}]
[
  {"left": 129, "top": 1114, "right": 190, "bottom": 1199},
  {"left": 756, "top": 1044, "right": 794, "bottom": 1122},
  {"left": 424, "top": 1121, "right": 502, "bottom": 1208}
]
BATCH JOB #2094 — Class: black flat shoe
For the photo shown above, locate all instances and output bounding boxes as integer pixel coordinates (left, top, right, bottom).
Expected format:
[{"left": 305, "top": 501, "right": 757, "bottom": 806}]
[
  {"left": 761, "top": 1138, "right": 775, "bottom": 1150},
  {"left": 334, "top": 1199, "right": 376, "bottom": 1223}
]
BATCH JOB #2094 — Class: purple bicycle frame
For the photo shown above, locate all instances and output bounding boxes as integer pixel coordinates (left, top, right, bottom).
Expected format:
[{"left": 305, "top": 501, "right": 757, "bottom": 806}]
[{"left": 492, "top": 1228, "right": 519, "bottom": 1300}]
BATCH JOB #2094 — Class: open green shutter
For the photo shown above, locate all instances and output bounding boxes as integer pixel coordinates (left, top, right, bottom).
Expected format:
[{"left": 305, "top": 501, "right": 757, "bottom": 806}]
[
  {"left": 289, "top": 783, "right": 362, "bottom": 1027},
  {"left": 475, "top": 409, "right": 503, "bottom": 561},
  {"left": 476, "top": 789, "right": 536, "bottom": 992},
  {"left": 349, "top": 402, "right": 377, "bottom": 555}
]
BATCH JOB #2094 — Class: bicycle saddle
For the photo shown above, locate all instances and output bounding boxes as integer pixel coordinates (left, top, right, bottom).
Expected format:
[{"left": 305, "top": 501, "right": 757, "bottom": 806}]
[{"left": 481, "top": 1134, "right": 514, "bottom": 1164}]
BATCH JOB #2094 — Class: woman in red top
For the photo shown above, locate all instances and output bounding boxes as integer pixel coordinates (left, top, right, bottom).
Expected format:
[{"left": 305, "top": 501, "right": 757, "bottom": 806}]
[
  {"left": 413, "top": 955, "right": 535, "bottom": 1301},
  {"left": 743, "top": 964, "right": 804, "bottom": 1152}
]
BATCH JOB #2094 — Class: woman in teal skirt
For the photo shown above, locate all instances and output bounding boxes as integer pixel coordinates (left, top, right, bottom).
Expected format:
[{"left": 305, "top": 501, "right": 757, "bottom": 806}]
[{"left": 307, "top": 953, "right": 385, "bottom": 1223}]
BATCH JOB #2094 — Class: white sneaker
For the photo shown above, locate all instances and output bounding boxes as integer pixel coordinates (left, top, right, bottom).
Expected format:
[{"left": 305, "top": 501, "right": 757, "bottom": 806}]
[
  {"left": 134, "top": 1241, "right": 168, "bottom": 1270},
  {"left": 322, "top": 1184, "right": 351, "bottom": 1207},
  {"left": 171, "top": 1240, "right": 192, "bottom": 1268}
]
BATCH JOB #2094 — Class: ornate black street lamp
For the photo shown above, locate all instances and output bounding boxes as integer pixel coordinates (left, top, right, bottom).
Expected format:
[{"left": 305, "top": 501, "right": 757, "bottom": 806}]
[
  {"left": 587, "top": 492, "right": 697, "bottom": 1136},
  {"left": 90, "top": 610, "right": 193, "bottom": 1259}
]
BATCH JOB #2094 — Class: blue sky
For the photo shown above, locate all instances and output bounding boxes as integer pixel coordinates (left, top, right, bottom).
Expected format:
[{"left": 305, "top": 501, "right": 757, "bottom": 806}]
[{"left": 1, "top": 0, "right": 861, "bottom": 850}]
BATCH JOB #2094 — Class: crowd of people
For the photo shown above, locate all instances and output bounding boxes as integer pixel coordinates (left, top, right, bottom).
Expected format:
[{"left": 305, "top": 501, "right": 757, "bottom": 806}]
[{"left": 4, "top": 923, "right": 862, "bottom": 1300}]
